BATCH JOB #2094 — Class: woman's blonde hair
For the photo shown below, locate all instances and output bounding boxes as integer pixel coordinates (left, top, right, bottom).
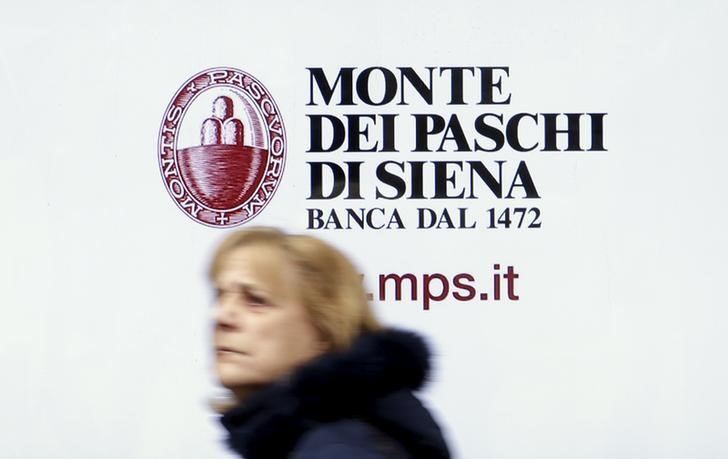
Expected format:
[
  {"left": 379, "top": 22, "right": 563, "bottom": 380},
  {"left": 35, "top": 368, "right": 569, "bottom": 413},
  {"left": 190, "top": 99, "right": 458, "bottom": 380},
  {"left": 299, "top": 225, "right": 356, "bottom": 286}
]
[{"left": 209, "top": 227, "right": 382, "bottom": 351}]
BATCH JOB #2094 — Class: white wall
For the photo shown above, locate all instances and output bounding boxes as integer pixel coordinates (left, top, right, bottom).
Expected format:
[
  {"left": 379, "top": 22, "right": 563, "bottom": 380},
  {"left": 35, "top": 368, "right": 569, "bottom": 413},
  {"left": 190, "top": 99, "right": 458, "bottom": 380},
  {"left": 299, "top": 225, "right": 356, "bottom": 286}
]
[{"left": 1, "top": 1, "right": 727, "bottom": 458}]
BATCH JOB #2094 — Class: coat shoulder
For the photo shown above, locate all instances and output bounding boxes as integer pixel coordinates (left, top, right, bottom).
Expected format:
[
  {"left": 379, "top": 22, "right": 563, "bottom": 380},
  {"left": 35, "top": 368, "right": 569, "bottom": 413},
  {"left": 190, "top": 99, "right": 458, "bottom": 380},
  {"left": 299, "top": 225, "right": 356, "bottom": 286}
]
[{"left": 289, "top": 419, "right": 412, "bottom": 459}]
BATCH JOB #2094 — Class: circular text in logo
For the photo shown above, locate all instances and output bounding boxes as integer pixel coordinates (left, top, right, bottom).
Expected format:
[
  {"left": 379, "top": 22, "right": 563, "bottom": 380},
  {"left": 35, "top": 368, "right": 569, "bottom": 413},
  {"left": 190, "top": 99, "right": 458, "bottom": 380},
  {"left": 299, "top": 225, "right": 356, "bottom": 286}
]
[{"left": 158, "top": 67, "right": 286, "bottom": 227}]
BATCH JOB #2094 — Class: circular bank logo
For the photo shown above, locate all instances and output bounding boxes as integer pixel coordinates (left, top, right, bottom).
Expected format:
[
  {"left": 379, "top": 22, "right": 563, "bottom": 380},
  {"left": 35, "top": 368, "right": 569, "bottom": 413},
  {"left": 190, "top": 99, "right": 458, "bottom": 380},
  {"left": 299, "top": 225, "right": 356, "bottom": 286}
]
[{"left": 158, "top": 67, "right": 286, "bottom": 227}]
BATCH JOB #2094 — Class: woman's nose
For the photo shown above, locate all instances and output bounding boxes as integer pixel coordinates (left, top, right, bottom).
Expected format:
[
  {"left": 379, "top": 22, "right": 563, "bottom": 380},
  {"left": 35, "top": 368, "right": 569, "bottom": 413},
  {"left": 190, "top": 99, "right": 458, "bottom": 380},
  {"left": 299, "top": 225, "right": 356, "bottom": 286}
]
[{"left": 214, "top": 296, "right": 241, "bottom": 329}]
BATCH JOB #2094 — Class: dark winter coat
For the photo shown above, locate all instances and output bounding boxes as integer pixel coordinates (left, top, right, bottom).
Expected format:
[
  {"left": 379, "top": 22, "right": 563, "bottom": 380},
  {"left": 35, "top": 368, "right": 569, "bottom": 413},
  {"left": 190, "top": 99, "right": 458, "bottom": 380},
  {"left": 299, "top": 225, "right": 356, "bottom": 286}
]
[{"left": 220, "top": 329, "right": 451, "bottom": 459}]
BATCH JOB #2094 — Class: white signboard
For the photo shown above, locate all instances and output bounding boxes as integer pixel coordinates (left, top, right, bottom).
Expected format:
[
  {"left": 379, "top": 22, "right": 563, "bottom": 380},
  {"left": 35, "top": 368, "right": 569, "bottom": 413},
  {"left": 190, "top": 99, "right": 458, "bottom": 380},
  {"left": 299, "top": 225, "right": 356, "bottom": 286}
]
[{"left": 1, "top": 1, "right": 726, "bottom": 458}]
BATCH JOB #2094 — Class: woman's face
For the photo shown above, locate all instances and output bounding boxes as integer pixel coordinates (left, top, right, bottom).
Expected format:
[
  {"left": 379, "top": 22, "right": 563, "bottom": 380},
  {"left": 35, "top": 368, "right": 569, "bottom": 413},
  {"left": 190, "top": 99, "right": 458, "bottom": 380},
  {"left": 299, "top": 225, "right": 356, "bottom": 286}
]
[{"left": 212, "top": 243, "right": 324, "bottom": 391}]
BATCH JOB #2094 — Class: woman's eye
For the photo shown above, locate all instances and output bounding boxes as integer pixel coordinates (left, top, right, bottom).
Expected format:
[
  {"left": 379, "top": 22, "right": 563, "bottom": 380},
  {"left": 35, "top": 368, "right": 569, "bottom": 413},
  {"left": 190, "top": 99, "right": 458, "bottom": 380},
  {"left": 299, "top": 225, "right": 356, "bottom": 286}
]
[{"left": 244, "top": 292, "right": 268, "bottom": 307}]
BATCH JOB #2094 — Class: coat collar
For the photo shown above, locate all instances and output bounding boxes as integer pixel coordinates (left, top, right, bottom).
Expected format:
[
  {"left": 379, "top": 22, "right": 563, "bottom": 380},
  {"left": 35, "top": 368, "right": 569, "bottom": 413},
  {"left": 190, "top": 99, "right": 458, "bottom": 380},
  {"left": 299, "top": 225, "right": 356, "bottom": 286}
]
[{"left": 220, "top": 329, "right": 449, "bottom": 459}]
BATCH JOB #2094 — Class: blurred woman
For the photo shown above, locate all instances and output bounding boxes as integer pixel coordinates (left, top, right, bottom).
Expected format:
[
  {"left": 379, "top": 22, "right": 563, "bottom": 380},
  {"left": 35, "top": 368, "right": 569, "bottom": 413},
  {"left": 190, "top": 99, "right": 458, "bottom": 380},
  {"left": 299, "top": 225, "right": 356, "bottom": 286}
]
[{"left": 209, "top": 227, "right": 450, "bottom": 459}]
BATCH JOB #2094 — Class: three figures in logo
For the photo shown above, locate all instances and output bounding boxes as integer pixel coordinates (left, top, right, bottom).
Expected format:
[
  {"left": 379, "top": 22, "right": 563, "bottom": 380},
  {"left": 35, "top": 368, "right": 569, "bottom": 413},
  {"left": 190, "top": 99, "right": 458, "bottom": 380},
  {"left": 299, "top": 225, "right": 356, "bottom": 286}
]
[{"left": 202, "top": 96, "right": 245, "bottom": 147}]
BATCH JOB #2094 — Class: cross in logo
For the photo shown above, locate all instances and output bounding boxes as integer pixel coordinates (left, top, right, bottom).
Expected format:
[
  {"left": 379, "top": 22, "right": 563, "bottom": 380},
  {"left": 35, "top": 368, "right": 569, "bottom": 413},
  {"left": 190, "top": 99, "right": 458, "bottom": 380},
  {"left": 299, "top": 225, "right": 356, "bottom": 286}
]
[{"left": 215, "top": 213, "right": 229, "bottom": 225}]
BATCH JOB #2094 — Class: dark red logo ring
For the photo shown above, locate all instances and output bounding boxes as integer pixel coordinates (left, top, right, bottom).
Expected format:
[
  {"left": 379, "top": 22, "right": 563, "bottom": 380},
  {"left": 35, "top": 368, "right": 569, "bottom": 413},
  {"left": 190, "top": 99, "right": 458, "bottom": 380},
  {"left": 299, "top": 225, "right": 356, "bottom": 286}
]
[{"left": 158, "top": 67, "right": 286, "bottom": 227}]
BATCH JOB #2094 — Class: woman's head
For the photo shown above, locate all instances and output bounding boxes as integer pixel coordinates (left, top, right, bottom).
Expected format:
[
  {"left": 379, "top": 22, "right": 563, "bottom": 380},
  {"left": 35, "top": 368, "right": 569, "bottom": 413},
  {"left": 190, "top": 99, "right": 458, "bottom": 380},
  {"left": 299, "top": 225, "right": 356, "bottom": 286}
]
[{"left": 209, "top": 227, "right": 381, "bottom": 395}]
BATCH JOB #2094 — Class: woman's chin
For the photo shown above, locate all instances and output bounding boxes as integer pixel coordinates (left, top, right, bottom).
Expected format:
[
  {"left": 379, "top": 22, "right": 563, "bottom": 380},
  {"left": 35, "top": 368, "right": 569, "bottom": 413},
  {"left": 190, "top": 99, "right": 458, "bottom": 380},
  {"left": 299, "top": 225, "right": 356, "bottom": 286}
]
[{"left": 217, "top": 366, "right": 270, "bottom": 390}]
